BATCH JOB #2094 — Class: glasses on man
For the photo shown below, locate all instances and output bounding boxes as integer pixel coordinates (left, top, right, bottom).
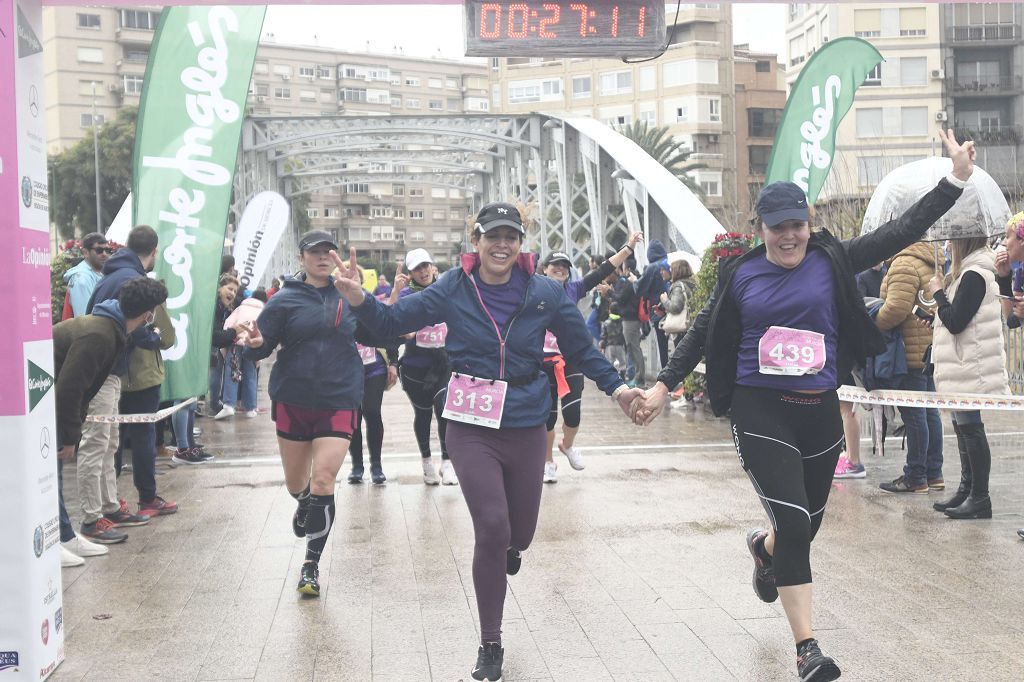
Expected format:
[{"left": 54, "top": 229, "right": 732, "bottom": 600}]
[{"left": 92, "top": 247, "right": 115, "bottom": 255}]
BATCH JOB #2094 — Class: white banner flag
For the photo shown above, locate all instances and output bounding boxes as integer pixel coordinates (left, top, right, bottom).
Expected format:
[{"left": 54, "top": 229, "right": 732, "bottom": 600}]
[{"left": 231, "top": 191, "right": 290, "bottom": 291}]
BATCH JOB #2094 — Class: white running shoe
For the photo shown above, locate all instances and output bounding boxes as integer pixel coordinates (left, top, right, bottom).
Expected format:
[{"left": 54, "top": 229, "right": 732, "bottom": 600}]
[
  {"left": 543, "top": 461, "right": 558, "bottom": 483},
  {"left": 559, "top": 442, "right": 585, "bottom": 471},
  {"left": 213, "top": 405, "right": 235, "bottom": 420},
  {"left": 244, "top": 410, "right": 258, "bottom": 418},
  {"left": 440, "top": 459, "right": 459, "bottom": 485},
  {"left": 60, "top": 545, "right": 85, "bottom": 568},
  {"left": 63, "top": 534, "right": 110, "bottom": 557},
  {"left": 422, "top": 458, "right": 440, "bottom": 485}
]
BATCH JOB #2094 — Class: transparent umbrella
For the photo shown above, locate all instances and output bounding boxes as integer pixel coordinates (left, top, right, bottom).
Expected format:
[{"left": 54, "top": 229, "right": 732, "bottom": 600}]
[{"left": 860, "top": 157, "right": 1010, "bottom": 241}]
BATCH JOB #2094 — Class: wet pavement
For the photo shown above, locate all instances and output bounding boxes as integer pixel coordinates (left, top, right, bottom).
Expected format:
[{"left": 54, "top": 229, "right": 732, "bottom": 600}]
[{"left": 54, "top": 374, "right": 1024, "bottom": 681}]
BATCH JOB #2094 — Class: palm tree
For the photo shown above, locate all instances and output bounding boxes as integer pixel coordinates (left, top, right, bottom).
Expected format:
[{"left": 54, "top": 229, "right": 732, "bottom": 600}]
[{"left": 618, "top": 121, "right": 706, "bottom": 197}]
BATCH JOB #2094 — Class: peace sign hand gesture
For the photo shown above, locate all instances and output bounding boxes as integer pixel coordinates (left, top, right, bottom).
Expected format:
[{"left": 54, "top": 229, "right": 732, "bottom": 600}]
[
  {"left": 938, "top": 127, "right": 975, "bottom": 182},
  {"left": 329, "top": 248, "right": 368, "bottom": 307}
]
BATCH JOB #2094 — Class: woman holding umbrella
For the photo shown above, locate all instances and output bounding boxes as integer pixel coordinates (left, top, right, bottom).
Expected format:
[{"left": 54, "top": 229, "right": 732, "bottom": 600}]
[{"left": 631, "top": 129, "right": 974, "bottom": 682}]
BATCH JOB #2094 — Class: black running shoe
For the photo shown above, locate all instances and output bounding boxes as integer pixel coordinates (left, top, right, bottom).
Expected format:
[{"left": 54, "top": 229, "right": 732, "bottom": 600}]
[
  {"left": 746, "top": 529, "right": 778, "bottom": 603},
  {"left": 796, "top": 639, "right": 841, "bottom": 682},
  {"left": 297, "top": 561, "right": 320, "bottom": 597},
  {"left": 348, "top": 466, "right": 364, "bottom": 484},
  {"left": 506, "top": 548, "right": 522, "bottom": 576},
  {"left": 1018, "top": 528, "right": 1024, "bottom": 540},
  {"left": 292, "top": 501, "right": 310, "bottom": 538},
  {"left": 471, "top": 642, "right": 503, "bottom": 681}
]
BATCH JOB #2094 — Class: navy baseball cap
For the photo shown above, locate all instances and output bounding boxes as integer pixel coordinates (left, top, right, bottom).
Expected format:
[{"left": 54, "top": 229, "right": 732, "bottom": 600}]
[
  {"left": 299, "top": 230, "right": 338, "bottom": 252},
  {"left": 543, "top": 251, "right": 572, "bottom": 267},
  {"left": 475, "top": 202, "right": 525, "bottom": 235},
  {"left": 756, "top": 182, "right": 810, "bottom": 227}
]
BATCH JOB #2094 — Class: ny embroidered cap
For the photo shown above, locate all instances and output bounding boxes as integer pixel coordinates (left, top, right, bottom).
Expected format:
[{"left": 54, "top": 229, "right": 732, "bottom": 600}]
[
  {"left": 543, "top": 251, "right": 572, "bottom": 268},
  {"left": 475, "top": 202, "right": 525, "bottom": 235},
  {"left": 405, "top": 248, "right": 434, "bottom": 271},
  {"left": 299, "top": 230, "right": 338, "bottom": 252},
  {"left": 756, "top": 182, "right": 810, "bottom": 227}
]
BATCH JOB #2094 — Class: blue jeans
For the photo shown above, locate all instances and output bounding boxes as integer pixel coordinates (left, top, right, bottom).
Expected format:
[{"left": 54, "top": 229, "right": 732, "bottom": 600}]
[
  {"left": 119, "top": 385, "right": 161, "bottom": 502},
  {"left": 951, "top": 409, "right": 982, "bottom": 426},
  {"left": 171, "top": 399, "right": 197, "bottom": 449},
  {"left": 221, "top": 347, "right": 258, "bottom": 411},
  {"left": 585, "top": 310, "right": 602, "bottom": 345},
  {"left": 57, "top": 459, "right": 76, "bottom": 542},
  {"left": 898, "top": 370, "right": 943, "bottom": 484}
]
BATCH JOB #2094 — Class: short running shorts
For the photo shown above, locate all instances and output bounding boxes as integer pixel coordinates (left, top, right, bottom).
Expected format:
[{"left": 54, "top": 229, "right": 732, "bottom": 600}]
[{"left": 272, "top": 401, "right": 357, "bottom": 442}]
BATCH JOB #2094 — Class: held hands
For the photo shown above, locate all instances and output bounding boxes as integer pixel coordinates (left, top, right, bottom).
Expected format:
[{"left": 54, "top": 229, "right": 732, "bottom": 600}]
[
  {"left": 630, "top": 382, "right": 670, "bottom": 426},
  {"left": 615, "top": 387, "right": 646, "bottom": 420},
  {"left": 328, "top": 248, "right": 367, "bottom": 306},
  {"left": 938, "top": 127, "right": 975, "bottom": 182}
]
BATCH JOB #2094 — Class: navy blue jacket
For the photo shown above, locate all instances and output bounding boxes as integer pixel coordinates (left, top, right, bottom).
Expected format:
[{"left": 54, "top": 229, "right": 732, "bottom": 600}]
[
  {"left": 244, "top": 274, "right": 375, "bottom": 410},
  {"left": 352, "top": 253, "right": 625, "bottom": 429},
  {"left": 85, "top": 248, "right": 161, "bottom": 376},
  {"left": 635, "top": 239, "right": 670, "bottom": 308}
]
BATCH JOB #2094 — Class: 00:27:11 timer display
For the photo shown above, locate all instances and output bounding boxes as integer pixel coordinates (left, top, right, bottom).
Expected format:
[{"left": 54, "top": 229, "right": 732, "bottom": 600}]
[{"left": 478, "top": 2, "right": 648, "bottom": 39}]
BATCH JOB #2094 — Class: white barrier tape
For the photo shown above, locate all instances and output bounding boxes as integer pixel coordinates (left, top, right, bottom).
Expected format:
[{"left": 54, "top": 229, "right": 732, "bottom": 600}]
[
  {"left": 85, "top": 397, "right": 196, "bottom": 423},
  {"left": 837, "top": 386, "right": 1024, "bottom": 411}
]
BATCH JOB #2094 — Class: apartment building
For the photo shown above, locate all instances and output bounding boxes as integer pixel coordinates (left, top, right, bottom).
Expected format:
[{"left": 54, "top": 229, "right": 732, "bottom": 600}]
[
  {"left": 41, "top": 6, "right": 489, "bottom": 263},
  {"left": 488, "top": 3, "right": 737, "bottom": 223},
  {"left": 785, "top": 3, "right": 946, "bottom": 204},
  {"left": 733, "top": 44, "right": 786, "bottom": 222},
  {"left": 941, "top": 2, "right": 1023, "bottom": 196}
]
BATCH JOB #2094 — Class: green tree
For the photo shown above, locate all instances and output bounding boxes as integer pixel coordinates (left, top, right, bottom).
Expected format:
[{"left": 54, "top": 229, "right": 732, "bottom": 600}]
[
  {"left": 619, "top": 121, "right": 706, "bottom": 198},
  {"left": 48, "top": 106, "right": 137, "bottom": 240}
]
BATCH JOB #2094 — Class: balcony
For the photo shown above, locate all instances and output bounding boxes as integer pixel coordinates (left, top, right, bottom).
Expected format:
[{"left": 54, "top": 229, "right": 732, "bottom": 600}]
[
  {"left": 949, "top": 75, "right": 1023, "bottom": 95},
  {"left": 953, "top": 125, "right": 1022, "bottom": 145},
  {"left": 948, "top": 24, "right": 1021, "bottom": 43}
]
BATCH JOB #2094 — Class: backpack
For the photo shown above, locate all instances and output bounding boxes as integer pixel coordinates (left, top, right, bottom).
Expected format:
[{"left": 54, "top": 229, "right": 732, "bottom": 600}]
[{"left": 862, "top": 299, "right": 908, "bottom": 391}]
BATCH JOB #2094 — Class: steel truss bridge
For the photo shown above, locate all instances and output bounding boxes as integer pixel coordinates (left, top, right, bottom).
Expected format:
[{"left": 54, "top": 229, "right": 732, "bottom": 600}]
[{"left": 234, "top": 112, "right": 724, "bottom": 280}]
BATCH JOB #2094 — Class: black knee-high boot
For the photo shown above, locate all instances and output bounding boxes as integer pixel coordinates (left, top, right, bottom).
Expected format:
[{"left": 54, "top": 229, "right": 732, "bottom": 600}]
[
  {"left": 944, "top": 423, "right": 991, "bottom": 519},
  {"left": 933, "top": 422, "right": 972, "bottom": 511}
]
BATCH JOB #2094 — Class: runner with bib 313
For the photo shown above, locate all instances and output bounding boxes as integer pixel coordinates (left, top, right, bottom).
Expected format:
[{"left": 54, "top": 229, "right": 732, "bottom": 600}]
[
  {"left": 632, "top": 128, "right": 976, "bottom": 682},
  {"left": 329, "top": 202, "right": 644, "bottom": 682}
]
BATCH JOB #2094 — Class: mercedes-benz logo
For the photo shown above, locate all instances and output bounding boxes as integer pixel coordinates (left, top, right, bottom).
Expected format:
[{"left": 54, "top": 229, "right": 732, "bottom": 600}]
[
  {"left": 29, "top": 85, "right": 39, "bottom": 118},
  {"left": 39, "top": 426, "right": 50, "bottom": 459}
]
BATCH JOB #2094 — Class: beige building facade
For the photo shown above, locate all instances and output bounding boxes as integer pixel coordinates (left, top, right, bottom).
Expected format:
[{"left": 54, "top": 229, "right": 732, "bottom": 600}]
[
  {"left": 488, "top": 4, "right": 737, "bottom": 224},
  {"left": 41, "top": 5, "right": 489, "bottom": 263},
  {"left": 733, "top": 45, "right": 786, "bottom": 222}
]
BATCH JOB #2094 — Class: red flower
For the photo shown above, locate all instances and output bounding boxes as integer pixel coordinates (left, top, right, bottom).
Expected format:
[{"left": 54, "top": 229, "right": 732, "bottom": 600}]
[{"left": 731, "top": 248, "right": 743, "bottom": 256}]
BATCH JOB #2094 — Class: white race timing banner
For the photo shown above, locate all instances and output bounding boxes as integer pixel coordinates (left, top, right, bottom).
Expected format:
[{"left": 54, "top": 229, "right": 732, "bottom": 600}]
[
  {"left": 837, "top": 386, "right": 1024, "bottom": 411},
  {"left": 85, "top": 398, "right": 195, "bottom": 424}
]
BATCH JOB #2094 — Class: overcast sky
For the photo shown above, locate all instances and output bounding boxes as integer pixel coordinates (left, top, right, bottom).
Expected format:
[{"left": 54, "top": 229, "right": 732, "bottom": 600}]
[{"left": 262, "top": 3, "right": 788, "bottom": 64}]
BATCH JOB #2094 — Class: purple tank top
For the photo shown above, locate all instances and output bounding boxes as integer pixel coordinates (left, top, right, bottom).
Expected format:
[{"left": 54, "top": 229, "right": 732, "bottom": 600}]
[{"left": 731, "top": 248, "right": 838, "bottom": 391}]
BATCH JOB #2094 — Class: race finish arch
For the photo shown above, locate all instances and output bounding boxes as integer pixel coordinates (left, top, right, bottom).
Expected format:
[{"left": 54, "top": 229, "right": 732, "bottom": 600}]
[{"left": 0, "top": 1, "right": 719, "bottom": 678}]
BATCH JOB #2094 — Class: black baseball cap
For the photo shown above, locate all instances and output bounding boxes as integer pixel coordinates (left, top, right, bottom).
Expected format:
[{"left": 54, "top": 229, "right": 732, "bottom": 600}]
[
  {"left": 543, "top": 251, "right": 572, "bottom": 268},
  {"left": 299, "top": 230, "right": 338, "bottom": 252},
  {"left": 474, "top": 202, "right": 525, "bottom": 235},
  {"left": 755, "top": 182, "right": 810, "bottom": 227}
]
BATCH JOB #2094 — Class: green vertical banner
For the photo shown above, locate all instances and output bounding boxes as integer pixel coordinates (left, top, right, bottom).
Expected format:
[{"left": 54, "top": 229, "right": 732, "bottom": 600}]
[
  {"left": 764, "top": 37, "right": 883, "bottom": 204},
  {"left": 132, "top": 6, "right": 266, "bottom": 401}
]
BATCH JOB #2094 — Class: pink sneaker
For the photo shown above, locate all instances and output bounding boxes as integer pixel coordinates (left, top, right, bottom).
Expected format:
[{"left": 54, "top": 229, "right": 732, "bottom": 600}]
[
  {"left": 833, "top": 454, "right": 850, "bottom": 476},
  {"left": 834, "top": 456, "right": 866, "bottom": 479}
]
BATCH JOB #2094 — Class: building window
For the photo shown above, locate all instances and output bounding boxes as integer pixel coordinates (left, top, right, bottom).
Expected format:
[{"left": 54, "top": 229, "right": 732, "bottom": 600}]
[
  {"left": 956, "top": 61, "right": 1002, "bottom": 90},
  {"left": 755, "top": 60, "right": 771, "bottom": 73},
  {"left": 77, "top": 47, "right": 103, "bottom": 64},
  {"left": 449, "top": 210, "right": 463, "bottom": 221},
  {"left": 371, "top": 206, "right": 393, "bottom": 219},
  {"left": 391, "top": 95, "right": 402, "bottom": 108},
  {"left": 604, "top": 114, "right": 632, "bottom": 127},
  {"left": 409, "top": 187, "right": 424, "bottom": 197},
  {"left": 306, "top": 208, "right": 320, "bottom": 219},
  {"left": 349, "top": 227, "right": 370, "bottom": 241},
  {"left": 274, "top": 87, "right": 290, "bottom": 100},
  {"left": 410, "top": 231, "right": 425, "bottom": 241},
  {"left": 748, "top": 145, "right": 772, "bottom": 174},
  {"left": 748, "top": 108, "right": 782, "bottom": 137},
  {"left": 273, "top": 65, "right": 293, "bottom": 78},
  {"left": 299, "top": 90, "right": 316, "bottom": 101},
  {"left": 406, "top": 98, "right": 420, "bottom": 109},
  {"left": 447, "top": 97, "right": 461, "bottom": 111},
  {"left": 428, "top": 99, "right": 443, "bottom": 110},
  {"left": 393, "top": 208, "right": 405, "bottom": 220},
  {"left": 119, "top": 9, "right": 160, "bottom": 30},
  {"left": 639, "top": 66, "right": 656, "bottom": 91},
  {"left": 853, "top": 9, "right": 880, "bottom": 38},
  {"left": 900, "top": 57, "right": 927, "bottom": 87},
  {"left": 392, "top": 184, "right": 405, "bottom": 196},
  {"left": 863, "top": 63, "right": 882, "bottom": 86},
  {"left": 324, "top": 208, "right": 339, "bottom": 218},
  {"left": 599, "top": 70, "right": 632, "bottom": 96},
  {"left": 639, "top": 109, "right": 656, "bottom": 124},
  {"left": 124, "top": 48, "right": 149, "bottom": 63},
  {"left": 77, "top": 13, "right": 100, "bottom": 29},
  {"left": 433, "top": 232, "right": 448, "bottom": 244},
  {"left": 320, "top": 88, "right": 334, "bottom": 102},
  {"left": 694, "top": 171, "right": 722, "bottom": 197},
  {"left": 675, "top": 105, "right": 689, "bottom": 123},
  {"left": 856, "top": 108, "right": 883, "bottom": 137},
  {"left": 708, "top": 98, "right": 721, "bottom": 122},
  {"left": 572, "top": 75, "right": 591, "bottom": 99},
  {"left": 372, "top": 226, "right": 395, "bottom": 241},
  {"left": 298, "top": 66, "right": 315, "bottom": 78},
  {"left": 317, "top": 65, "right": 332, "bottom": 79},
  {"left": 342, "top": 88, "right": 367, "bottom": 102},
  {"left": 410, "top": 210, "right": 424, "bottom": 220},
  {"left": 901, "top": 107, "right": 928, "bottom": 136},
  {"left": 80, "top": 113, "right": 105, "bottom": 127},
  {"left": 432, "top": 209, "right": 446, "bottom": 220},
  {"left": 899, "top": 7, "right": 926, "bottom": 36},
  {"left": 446, "top": 77, "right": 459, "bottom": 89},
  {"left": 428, "top": 78, "right": 443, "bottom": 89},
  {"left": 122, "top": 75, "right": 144, "bottom": 96},
  {"left": 253, "top": 61, "right": 269, "bottom": 75},
  {"left": 430, "top": 187, "right": 446, "bottom": 198},
  {"left": 664, "top": 59, "right": 719, "bottom": 87},
  {"left": 344, "top": 183, "right": 369, "bottom": 194},
  {"left": 405, "top": 76, "right": 420, "bottom": 87}
]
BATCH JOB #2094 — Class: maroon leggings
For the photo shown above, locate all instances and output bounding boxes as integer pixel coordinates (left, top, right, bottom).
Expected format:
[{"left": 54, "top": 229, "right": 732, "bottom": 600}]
[{"left": 445, "top": 421, "right": 548, "bottom": 643}]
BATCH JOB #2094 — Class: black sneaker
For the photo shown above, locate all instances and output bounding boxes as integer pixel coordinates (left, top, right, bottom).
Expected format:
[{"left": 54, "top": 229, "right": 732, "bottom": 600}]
[
  {"left": 746, "top": 529, "right": 778, "bottom": 603},
  {"left": 796, "top": 639, "right": 841, "bottom": 682},
  {"left": 370, "top": 465, "right": 386, "bottom": 485},
  {"left": 348, "top": 466, "right": 364, "bottom": 484},
  {"left": 471, "top": 642, "right": 503, "bottom": 681},
  {"left": 171, "top": 448, "right": 203, "bottom": 465},
  {"left": 192, "top": 446, "right": 214, "bottom": 462},
  {"left": 292, "top": 501, "right": 309, "bottom": 538},
  {"left": 506, "top": 548, "right": 522, "bottom": 576},
  {"left": 879, "top": 476, "right": 928, "bottom": 494},
  {"left": 297, "top": 561, "right": 320, "bottom": 597}
]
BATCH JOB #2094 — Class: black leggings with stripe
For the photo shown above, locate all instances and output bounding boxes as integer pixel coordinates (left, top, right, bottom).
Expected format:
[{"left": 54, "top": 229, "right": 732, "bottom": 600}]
[
  {"left": 730, "top": 385, "right": 844, "bottom": 587},
  {"left": 399, "top": 363, "right": 449, "bottom": 460},
  {"left": 543, "top": 362, "right": 584, "bottom": 431}
]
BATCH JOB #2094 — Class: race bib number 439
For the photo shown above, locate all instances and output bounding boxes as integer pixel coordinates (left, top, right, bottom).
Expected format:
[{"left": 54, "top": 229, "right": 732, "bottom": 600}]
[
  {"left": 442, "top": 373, "right": 507, "bottom": 429},
  {"left": 758, "top": 326, "right": 826, "bottom": 376}
]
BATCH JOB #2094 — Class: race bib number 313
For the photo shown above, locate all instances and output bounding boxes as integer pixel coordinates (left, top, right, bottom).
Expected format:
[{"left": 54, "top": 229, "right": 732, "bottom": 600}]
[
  {"left": 442, "top": 374, "right": 507, "bottom": 429},
  {"left": 758, "top": 326, "right": 826, "bottom": 376}
]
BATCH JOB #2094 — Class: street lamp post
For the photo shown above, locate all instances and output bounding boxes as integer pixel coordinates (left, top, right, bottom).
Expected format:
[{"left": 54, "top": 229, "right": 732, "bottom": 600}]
[{"left": 91, "top": 81, "right": 102, "bottom": 232}]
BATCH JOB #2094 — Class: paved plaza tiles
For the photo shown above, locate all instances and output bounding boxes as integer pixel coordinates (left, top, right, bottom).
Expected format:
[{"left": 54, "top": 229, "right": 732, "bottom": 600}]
[{"left": 53, "top": 382, "right": 1024, "bottom": 681}]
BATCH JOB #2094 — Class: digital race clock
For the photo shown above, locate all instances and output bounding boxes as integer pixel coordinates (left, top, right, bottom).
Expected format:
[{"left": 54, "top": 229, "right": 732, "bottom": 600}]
[{"left": 464, "top": 0, "right": 667, "bottom": 57}]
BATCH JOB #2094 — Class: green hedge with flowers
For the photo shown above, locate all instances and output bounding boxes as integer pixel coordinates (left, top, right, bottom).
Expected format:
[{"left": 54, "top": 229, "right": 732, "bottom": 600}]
[
  {"left": 50, "top": 239, "right": 122, "bottom": 324},
  {"left": 682, "top": 232, "right": 758, "bottom": 398}
]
